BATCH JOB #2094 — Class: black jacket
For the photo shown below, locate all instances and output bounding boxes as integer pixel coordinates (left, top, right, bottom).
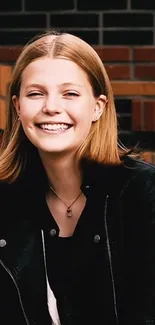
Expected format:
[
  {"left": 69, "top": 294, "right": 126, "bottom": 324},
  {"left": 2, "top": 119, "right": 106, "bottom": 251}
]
[{"left": 1, "top": 156, "right": 155, "bottom": 325}]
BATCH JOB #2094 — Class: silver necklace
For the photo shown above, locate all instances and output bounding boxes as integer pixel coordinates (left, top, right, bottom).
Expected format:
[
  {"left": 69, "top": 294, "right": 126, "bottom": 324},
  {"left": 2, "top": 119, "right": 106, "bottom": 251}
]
[{"left": 49, "top": 184, "right": 82, "bottom": 217}]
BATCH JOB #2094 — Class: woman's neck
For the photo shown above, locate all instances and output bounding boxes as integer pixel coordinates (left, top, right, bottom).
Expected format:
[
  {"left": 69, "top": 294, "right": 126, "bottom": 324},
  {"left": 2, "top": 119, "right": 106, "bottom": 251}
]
[{"left": 39, "top": 152, "right": 82, "bottom": 200}]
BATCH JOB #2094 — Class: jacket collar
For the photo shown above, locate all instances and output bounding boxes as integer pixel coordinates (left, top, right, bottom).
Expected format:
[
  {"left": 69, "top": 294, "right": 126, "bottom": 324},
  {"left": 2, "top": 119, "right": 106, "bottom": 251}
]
[
  {"left": 81, "top": 157, "right": 132, "bottom": 197},
  {"left": 14, "top": 156, "right": 133, "bottom": 198}
]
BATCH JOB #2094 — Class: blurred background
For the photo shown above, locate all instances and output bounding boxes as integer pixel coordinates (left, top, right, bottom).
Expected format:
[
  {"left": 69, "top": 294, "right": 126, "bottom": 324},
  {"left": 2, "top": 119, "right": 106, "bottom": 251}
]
[{"left": 0, "top": 0, "right": 155, "bottom": 163}]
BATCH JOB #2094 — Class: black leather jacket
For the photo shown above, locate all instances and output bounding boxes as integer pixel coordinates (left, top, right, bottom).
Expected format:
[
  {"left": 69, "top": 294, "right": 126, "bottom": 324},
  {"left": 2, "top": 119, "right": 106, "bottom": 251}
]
[{"left": 1, "top": 157, "right": 155, "bottom": 325}]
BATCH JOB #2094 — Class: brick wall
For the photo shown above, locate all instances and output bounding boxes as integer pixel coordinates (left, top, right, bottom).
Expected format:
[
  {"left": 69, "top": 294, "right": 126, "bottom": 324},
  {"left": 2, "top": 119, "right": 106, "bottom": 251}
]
[
  {"left": 0, "top": 0, "right": 155, "bottom": 163},
  {"left": 1, "top": 0, "right": 155, "bottom": 46}
]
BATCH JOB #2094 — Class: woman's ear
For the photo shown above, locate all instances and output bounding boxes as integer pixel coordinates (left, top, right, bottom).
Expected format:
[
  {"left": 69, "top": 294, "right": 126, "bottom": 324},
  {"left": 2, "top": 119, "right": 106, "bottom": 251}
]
[
  {"left": 12, "top": 95, "right": 20, "bottom": 116},
  {"left": 92, "top": 94, "right": 108, "bottom": 122}
]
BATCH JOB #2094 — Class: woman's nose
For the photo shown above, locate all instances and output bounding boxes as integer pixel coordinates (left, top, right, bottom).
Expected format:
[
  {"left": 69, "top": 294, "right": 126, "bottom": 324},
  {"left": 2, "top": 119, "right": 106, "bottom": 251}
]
[{"left": 42, "top": 95, "right": 63, "bottom": 115}]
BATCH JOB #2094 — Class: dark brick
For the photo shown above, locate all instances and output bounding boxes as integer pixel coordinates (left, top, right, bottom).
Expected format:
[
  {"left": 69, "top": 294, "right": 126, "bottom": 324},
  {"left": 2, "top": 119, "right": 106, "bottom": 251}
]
[
  {"left": 104, "top": 13, "right": 153, "bottom": 28},
  {"left": 115, "top": 99, "right": 132, "bottom": 114},
  {"left": 118, "top": 133, "right": 134, "bottom": 149},
  {"left": 0, "top": 31, "right": 44, "bottom": 46},
  {"left": 50, "top": 14, "right": 98, "bottom": 28},
  {"left": 62, "top": 30, "right": 99, "bottom": 45},
  {"left": 144, "top": 101, "right": 155, "bottom": 131},
  {"left": 131, "top": 0, "right": 155, "bottom": 10},
  {"left": 131, "top": 132, "right": 155, "bottom": 150},
  {"left": 118, "top": 132, "right": 155, "bottom": 151},
  {"left": 104, "top": 31, "right": 153, "bottom": 45},
  {"left": 0, "top": 0, "right": 21, "bottom": 11},
  {"left": 77, "top": 0, "right": 126, "bottom": 10},
  {"left": 0, "top": 15, "right": 46, "bottom": 29},
  {"left": 132, "top": 99, "right": 142, "bottom": 131},
  {"left": 25, "top": 0, "right": 74, "bottom": 11},
  {"left": 118, "top": 115, "right": 132, "bottom": 131},
  {"left": 0, "top": 30, "right": 98, "bottom": 46}
]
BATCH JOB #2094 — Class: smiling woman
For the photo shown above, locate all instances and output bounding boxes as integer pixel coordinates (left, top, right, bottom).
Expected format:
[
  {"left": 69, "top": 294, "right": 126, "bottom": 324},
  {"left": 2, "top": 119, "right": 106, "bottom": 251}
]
[
  {"left": 12, "top": 57, "right": 104, "bottom": 156},
  {"left": 0, "top": 30, "right": 155, "bottom": 325}
]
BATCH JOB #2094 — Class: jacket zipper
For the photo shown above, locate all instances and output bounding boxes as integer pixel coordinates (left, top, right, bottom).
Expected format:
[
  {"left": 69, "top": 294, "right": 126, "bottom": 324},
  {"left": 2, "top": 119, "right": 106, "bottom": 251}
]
[
  {"left": 0, "top": 259, "right": 30, "bottom": 325},
  {"left": 104, "top": 195, "right": 118, "bottom": 324}
]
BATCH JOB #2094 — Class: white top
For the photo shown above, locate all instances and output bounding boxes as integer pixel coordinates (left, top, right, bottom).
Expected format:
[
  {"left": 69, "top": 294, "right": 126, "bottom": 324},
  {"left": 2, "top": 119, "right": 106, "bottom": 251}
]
[
  {"left": 46, "top": 275, "right": 61, "bottom": 325},
  {"left": 41, "top": 230, "right": 61, "bottom": 325}
]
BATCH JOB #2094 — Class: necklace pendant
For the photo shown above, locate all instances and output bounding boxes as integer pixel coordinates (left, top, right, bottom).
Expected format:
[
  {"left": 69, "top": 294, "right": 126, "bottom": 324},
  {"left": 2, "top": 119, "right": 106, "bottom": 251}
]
[{"left": 67, "top": 207, "right": 72, "bottom": 217}]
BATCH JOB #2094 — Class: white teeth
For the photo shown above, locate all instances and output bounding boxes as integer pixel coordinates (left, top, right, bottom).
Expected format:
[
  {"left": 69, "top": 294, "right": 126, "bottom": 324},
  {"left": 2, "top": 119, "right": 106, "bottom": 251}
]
[{"left": 40, "top": 123, "right": 69, "bottom": 131}]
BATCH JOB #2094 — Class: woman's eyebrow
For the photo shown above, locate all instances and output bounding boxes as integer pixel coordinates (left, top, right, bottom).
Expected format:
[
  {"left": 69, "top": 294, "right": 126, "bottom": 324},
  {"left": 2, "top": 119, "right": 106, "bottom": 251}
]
[
  {"left": 60, "top": 82, "right": 83, "bottom": 88},
  {"left": 24, "top": 82, "right": 84, "bottom": 90},
  {"left": 25, "top": 83, "right": 43, "bottom": 90}
]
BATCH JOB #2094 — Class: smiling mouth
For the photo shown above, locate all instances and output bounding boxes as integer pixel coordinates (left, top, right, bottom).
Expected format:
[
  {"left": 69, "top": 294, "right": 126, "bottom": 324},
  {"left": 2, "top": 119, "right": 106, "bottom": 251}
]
[{"left": 37, "top": 123, "right": 73, "bottom": 132}]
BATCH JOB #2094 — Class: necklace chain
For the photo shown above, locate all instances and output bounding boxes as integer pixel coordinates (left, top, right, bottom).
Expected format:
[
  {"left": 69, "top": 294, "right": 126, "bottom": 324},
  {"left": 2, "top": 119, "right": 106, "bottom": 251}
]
[{"left": 49, "top": 184, "right": 82, "bottom": 217}]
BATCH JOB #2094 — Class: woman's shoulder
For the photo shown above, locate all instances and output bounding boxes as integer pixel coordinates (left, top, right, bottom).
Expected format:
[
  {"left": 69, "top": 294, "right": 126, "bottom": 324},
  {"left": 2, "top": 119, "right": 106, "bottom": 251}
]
[
  {"left": 0, "top": 179, "right": 28, "bottom": 201},
  {"left": 82, "top": 155, "right": 155, "bottom": 184},
  {"left": 120, "top": 156, "right": 155, "bottom": 198},
  {"left": 0, "top": 181, "right": 20, "bottom": 204},
  {"left": 0, "top": 180, "right": 12, "bottom": 192},
  {"left": 123, "top": 155, "right": 155, "bottom": 177}
]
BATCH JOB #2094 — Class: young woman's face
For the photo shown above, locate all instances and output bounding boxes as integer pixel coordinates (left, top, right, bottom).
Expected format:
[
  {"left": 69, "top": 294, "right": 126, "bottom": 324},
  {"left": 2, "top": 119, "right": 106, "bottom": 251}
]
[{"left": 13, "top": 57, "right": 105, "bottom": 157}]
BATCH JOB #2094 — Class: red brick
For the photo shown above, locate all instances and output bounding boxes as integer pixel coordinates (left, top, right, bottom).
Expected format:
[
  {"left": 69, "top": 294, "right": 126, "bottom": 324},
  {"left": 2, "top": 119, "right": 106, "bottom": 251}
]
[
  {"left": 0, "top": 65, "right": 12, "bottom": 97},
  {"left": 0, "top": 133, "right": 3, "bottom": 146},
  {"left": 0, "top": 46, "right": 22, "bottom": 62},
  {"left": 132, "top": 99, "right": 143, "bottom": 131},
  {"left": 142, "top": 151, "right": 155, "bottom": 164},
  {"left": 105, "top": 64, "right": 130, "bottom": 80},
  {"left": 133, "top": 47, "right": 155, "bottom": 62},
  {"left": 0, "top": 99, "right": 6, "bottom": 129},
  {"left": 143, "top": 101, "right": 155, "bottom": 131},
  {"left": 142, "top": 151, "right": 153, "bottom": 163},
  {"left": 111, "top": 81, "right": 155, "bottom": 96},
  {"left": 0, "top": 46, "right": 131, "bottom": 63},
  {"left": 93, "top": 46, "right": 131, "bottom": 62},
  {"left": 152, "top": 152, "right": 155, "bottom": 165},
  {"left": 134, "top": 65, "right": 155, "bottom": 79}
]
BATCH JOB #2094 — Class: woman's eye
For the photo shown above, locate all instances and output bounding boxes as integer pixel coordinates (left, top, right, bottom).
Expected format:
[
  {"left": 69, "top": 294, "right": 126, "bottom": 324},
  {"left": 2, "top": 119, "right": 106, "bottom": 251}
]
[
  {"left": 27, "top": 92, "right": 43, "bottom": 97},
  {"left": 64, "top": 91, "right": 79, "bottom": 97}
]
